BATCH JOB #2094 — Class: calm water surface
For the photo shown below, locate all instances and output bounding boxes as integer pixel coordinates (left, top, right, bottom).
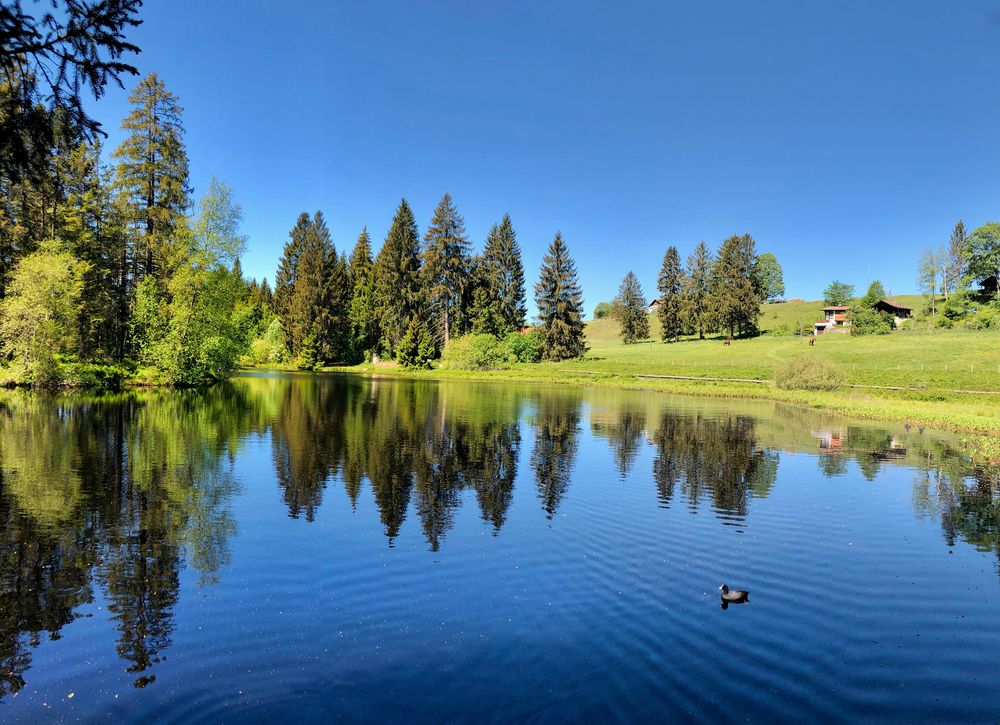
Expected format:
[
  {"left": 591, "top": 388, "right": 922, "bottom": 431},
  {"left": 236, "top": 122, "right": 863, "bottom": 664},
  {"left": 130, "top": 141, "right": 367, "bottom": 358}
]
[{"left": 1, "top": 372, "right": 999, "bottom": 722}]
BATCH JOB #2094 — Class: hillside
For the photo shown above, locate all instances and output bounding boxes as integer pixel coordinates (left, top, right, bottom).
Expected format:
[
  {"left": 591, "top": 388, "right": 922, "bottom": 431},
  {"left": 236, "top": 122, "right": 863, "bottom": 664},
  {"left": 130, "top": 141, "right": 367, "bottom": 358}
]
[{"left": 756, "top": 295, "right": 929, "bottom": 334}]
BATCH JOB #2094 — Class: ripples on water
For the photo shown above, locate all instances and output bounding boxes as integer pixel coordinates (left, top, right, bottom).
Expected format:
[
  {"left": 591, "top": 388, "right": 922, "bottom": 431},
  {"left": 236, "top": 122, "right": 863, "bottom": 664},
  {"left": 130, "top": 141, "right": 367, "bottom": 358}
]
[{"left": 0, "top": 372, "right": 998, "bottom": 722}]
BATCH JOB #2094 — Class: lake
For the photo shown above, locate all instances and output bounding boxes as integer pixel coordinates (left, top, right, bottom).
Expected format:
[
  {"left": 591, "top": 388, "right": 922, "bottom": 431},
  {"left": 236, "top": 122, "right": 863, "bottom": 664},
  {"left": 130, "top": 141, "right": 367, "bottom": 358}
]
[{"left": 1, "top": 372, "right": 998, "bottom": 722}]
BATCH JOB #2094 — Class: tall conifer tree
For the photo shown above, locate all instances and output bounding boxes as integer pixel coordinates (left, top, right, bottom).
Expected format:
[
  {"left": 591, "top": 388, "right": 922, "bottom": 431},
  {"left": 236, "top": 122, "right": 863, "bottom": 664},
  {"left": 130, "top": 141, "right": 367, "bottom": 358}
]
[
  {"left": 534, "top": 232, "right": 586, "bottom": 361},
  {"left": 614, "top": 271, "right": 649, "bottom": 343},
  {"left": 421, "top": 193, "right": 470, "bottom": 346},
  {"left": 112, "top": 73, "right": 190, "bottom": 283},
  {"left": 711, "top": 234, "right": 760, "bottom": 338},
  {"left": 374, "top": 199, "right": 422, "bottom": 356},
  {"left": 682, "top": 241, "right": 714, "bottom": 339},
  {"left": 478, "top": 213, "right": 527, "bottom": 334},
  {"left": 316, "top": 251, "right": 352, "bottom": 363},
  {"left": 657, "top": 246, "right": 684, "bottom": 342},
  {"left": 348, "top": 227, "right": 378, "bottom": 356}
]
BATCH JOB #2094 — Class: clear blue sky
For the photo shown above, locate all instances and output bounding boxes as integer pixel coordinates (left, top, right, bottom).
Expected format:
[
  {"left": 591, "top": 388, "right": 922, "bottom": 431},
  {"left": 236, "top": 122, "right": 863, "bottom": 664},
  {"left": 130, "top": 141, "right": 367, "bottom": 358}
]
[{"left": 90, "top": 0, "right": 1000, "bottom": 315}]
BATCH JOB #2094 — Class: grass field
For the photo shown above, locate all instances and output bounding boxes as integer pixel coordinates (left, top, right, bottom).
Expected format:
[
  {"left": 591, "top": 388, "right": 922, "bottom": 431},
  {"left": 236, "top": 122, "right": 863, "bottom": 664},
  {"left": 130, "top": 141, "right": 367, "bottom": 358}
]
[{"left": 580, "top": 311, "right": 1000, "bottom": 392}]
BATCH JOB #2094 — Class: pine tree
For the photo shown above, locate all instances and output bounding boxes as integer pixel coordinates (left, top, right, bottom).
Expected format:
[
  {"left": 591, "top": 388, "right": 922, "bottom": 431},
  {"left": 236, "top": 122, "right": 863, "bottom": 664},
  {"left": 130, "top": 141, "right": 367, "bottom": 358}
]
[
  {"left": 682, "top": 241, "right": 714, "bottom": 339},
  {"left": 273, "top": 211, "right": 331, "bottom": 357},
  {"left": 478, "top": 213, "right": 527, "bottom": 334},
  {"left": 657, "top": 246, "right": 684, "bottom": 342},
  {"left": 421, "top": 193, "right": 470, "bottom": 347},
  {"left": 274, "top": 212, "right": 309, "bottom": 329},
  {"left": 613, "top": 271, "right": 649, "bottom": 344},
  {"left": 348, "top": 227, "right": 378, "bottom": 357},
  {"left": 534, "top": 232, "right": 586, "bottom": 361},
  {"left": 374, "top": 198, "right": 422, "bottom": 357},
  {"left": 711, "top": 234, "right": 760, "bottom": 338},
  {"left": 315, "top": 252, "right": 352, "bottom": 363},
  {"left": 112, "top": 73, "right": 190, "bottom": 283},
  {"left": 397, "top": 315, "right": 434, "bottom": 369}
]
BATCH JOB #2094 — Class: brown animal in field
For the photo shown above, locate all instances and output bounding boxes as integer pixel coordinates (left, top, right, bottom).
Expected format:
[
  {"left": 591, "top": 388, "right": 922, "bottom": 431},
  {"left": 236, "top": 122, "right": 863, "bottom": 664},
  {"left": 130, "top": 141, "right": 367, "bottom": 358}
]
[
  {"left": 808, "top": 337, "right": 815, "bottom": 346},
  {"left": 723, "top": 338, "right": 732, "bottom": 347}
]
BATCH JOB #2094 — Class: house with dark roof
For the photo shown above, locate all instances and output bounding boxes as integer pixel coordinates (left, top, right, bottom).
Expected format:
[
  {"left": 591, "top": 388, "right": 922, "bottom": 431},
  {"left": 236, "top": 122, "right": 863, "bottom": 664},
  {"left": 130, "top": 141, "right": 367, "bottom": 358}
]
[{"left": 874, "top": 298, "right": 912, "bottom": 323}]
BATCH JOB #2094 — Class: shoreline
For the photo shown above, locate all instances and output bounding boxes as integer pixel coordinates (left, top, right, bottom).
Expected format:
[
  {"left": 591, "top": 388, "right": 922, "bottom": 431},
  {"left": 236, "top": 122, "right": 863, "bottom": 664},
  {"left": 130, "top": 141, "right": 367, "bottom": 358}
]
[{"left": 304, "top": 363, "right": 1000, "bottom": 446}]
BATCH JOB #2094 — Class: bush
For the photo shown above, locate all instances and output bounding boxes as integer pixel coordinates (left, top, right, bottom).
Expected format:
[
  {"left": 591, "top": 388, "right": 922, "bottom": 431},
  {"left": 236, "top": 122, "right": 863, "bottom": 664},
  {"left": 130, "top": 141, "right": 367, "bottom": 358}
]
[
  {"left": 969, "top": 306, "right": 1000, "bottom": 330},
  {"left": 775, "top": 355, "right": 846, "bottom": 390},
  {"left": 765, "top": 323, "right": 793, "bottom": 336},
  {"left": 593, "top": 301, "right": 613, "bottom": 319},
  {"left": 441, "top": 334, "right": 505, "bottom": 370},
  {"left": 501, "top": 330, "right": 543, "bottom": 363},
  {"left": 850, "top": 306, "right": 892, "bottom": 335}
]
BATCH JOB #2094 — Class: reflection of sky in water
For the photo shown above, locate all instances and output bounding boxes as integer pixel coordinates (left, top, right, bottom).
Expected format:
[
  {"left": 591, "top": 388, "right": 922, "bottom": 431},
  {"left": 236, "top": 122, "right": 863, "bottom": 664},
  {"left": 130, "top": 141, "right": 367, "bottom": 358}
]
[{"left": 0, "top": 375, "right": 997, "bottom": 722}]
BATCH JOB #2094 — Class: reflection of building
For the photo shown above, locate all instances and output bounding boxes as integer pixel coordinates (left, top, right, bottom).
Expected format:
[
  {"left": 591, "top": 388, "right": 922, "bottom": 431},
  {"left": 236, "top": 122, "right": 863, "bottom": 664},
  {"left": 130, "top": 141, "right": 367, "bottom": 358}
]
[
  {"left": 814, "top": 306, "right": 850, "bottom": 335},
  {"left": 811, "top": 429, "right": 845, "bottom": 452}
]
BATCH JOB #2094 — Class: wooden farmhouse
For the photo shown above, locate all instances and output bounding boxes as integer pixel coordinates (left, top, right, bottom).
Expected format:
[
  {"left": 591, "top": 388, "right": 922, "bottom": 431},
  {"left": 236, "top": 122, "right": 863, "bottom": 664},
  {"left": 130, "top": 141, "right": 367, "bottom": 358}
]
[{"left": 873, "top": 298, "right": 912, "bottom": 324}]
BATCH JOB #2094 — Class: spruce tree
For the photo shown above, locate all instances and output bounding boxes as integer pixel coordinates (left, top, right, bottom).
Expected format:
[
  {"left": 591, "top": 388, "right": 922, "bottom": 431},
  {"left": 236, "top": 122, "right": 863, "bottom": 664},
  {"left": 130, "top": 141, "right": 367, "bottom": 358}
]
[
  {"left": 614, "top": 271, "right": 649, "bottom": 344},
  {"left": 374, "top": 199, "right": 422, "bottom": 357},
  {"left": 421, "top": 193, "right": 470, "bottom": 347},
  {"left": 711, "top": 234, "right": 760, "bottom": 338},
  {"left": 274, "top": 212, "right": 310, "bottom": 332},
  {"left": 480, "top": 213, "right": 527, "bottom": 333},
  {"left": 397, "top": 315, "right": 434, "bottom": 369},
  {"left": 112, "top": 73, "right": 190, "bottom": 283},
  {"left": 682, "top": 241, "right": 714, "bottom": 339},
  {"left": 534, "top": 232, "right": 586, "bottom": 361},
  {"left": 348, "top": 227, "right": 378, "bottom": 357},
  {"left": 315, "top": 252, "right": 352, "bottom": 363},
  {"left": 273, "top": 211, "right": 332, "bottom": 358},
  {"left": 657, "top": 246, "right": 684, "bottom": 342}
]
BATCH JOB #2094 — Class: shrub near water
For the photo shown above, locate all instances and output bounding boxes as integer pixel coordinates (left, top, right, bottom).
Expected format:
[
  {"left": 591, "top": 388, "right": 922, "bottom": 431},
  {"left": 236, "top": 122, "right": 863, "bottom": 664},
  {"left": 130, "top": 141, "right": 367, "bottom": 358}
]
[
  {"left": 441, "top": 334, "right": 505, "bottom": 370},
  {"left": 441, "top": 331, "right": 543, "bottom": 370},
  {"left": 775, "top": 354, "right": 846, "bottom": 390}
]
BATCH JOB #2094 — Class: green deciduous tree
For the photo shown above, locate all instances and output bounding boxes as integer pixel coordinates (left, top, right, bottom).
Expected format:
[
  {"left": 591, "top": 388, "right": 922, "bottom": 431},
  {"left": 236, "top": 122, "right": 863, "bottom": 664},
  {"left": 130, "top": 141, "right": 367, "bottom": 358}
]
[
  {"left": 0, "top": 240, "right": 90, "bottom": 383},
  {"left": 657, "top": 246, "right": 684, "bottom": 342},
  {"left": 860, "top": 280, "right": 886, "bottom": 308},
  {"left": 614, "top": 271, "right": 649, "bottom": 344},
  {"left": 752, "top": 252, "right": 784, "bottom": 302},
  {"left": 421, "top": 193, "right": 470, "bottom": 347},
  {"left": 534, "top": 232, "right": 586, "bottom": 361},
  {"left": 374, "top": 199, "right": 422, "bottom": 357},
  {"left": 917, "top": 246, "right": 942, "bottom": 315},
  {"left": 823, "top": 280, "right": 854, "bottom": 307},
  {"left": 946, "top": 220, "right": 967, "bottom": 297},
  {"left": 966, "top": 221, "right": 1000, "bottom": 300}
]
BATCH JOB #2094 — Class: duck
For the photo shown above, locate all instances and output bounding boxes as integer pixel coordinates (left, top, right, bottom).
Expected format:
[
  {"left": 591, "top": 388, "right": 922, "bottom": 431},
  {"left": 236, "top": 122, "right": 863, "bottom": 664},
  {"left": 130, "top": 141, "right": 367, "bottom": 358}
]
[{"left": 719, "top": 584, "right": 749, "bottom": 603}]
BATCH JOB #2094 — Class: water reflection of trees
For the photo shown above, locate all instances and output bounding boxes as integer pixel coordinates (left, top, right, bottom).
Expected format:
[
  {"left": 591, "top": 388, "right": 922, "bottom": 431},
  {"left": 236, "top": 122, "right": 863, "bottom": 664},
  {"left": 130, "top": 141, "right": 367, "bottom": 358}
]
[
  {"left": 913, "top": 461, "right": 1000, "bottom": 575},
  {"left": 646, "top": 413, "right": 778, "bottom": 521},
  {"left": 264, "top": 378, "right": 524, "bottom": 549},
  {"left": 0, "top": 386, "right": 251, "bottom": 695}
]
